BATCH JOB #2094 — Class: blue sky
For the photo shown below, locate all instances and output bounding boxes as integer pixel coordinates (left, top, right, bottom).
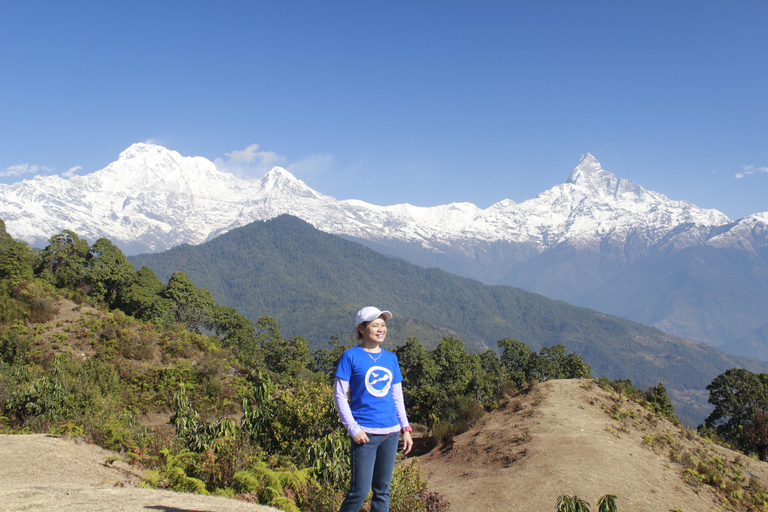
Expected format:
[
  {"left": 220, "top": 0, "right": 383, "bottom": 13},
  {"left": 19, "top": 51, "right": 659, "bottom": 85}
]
[{"left": 1, "top": 1, "right": 766, "bottom": 219}]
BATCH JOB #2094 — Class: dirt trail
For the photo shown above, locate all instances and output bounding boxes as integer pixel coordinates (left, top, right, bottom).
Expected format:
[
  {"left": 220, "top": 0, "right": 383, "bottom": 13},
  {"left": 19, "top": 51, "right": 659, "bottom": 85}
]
[
  {"left": 0, "top": 434, "right": 277, "bottom": 512},
  {"left": 417, "top": 379, "right": 768, "bottom": 512}
]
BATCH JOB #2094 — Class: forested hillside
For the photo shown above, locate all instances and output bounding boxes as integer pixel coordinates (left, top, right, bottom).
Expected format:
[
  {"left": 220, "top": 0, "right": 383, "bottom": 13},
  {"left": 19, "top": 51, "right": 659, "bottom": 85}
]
[
  {"left": 0, "top": 218, "right": 597, "bottom": 510},
  {"left": 4, "top": 217, "right": 768, "bottom": 512},
  {"left": 129, "top": 215, "right": 768, "bottom": 426}
]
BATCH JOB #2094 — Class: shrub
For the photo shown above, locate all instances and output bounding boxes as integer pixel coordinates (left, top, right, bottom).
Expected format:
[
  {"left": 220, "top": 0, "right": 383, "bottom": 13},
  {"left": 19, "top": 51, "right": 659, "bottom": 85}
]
[
  {"left": 390, "top": 459, "right": 450, "bottom": 512},
  {"left": 0, "top": 328, "right": 32, "bottom": 364}
]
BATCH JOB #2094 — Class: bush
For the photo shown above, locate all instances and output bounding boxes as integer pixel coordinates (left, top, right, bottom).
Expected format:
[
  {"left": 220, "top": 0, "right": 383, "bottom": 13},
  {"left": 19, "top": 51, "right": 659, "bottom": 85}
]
[
  {"left": 390, "top": 459, "right": 450, "bottom": 512},
  {"left": 0, "top": 328, "right": 32, "bottom": 365}
]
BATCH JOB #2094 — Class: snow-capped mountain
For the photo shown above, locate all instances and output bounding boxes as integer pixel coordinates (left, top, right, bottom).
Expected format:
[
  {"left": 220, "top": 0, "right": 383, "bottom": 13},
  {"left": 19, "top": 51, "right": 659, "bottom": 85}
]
[
  {"left": 2, "top": 143, "right": 767, "bottom": 359},
  {"left": 0, "top": 143, "right": 738, "bottom": 254}
]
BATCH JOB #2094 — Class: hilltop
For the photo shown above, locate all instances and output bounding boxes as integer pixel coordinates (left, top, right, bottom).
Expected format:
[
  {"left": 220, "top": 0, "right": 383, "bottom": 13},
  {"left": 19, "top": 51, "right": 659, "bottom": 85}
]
[{"left": 418, "top": 378, "right": 768, "bottom": 512}]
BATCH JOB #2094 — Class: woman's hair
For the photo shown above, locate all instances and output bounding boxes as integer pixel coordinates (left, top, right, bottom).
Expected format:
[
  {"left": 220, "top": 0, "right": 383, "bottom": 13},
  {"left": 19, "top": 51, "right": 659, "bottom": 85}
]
[{"left": 355, "top": 320, "right": 371, "bottom": 340}]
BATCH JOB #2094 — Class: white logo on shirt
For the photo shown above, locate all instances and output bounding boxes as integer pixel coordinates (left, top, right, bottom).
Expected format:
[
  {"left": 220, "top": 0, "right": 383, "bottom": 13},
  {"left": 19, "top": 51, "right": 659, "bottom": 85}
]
[{"left": 365, "top": 366, "right": 393, "bottom": 397}]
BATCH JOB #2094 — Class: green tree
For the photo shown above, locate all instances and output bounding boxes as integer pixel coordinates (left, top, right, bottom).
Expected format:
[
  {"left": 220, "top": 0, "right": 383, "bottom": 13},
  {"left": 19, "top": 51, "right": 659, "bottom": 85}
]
[
  {"left": 745, "top": 411, "right": 768, "bottom": 460},
  {"left": 162, "top": 272, "right": 215, "bottom": 333},
  {"left": 559, "top": 352, "right": 591, "bottom": 380},
  {"left": 394, "top": 337, "right": 440, "bottom": 424},
  {"left": 209, "top": 305, "right": 259, "bottom": 367},
  {"left": 258, "top": 317, "right": 309, "bottom": 378},
  {"left": 0, "top": 237, "right": 35, "bottom": 287},
  {"left": 115, "top": 266, "right": 171, "bottom": 320},
  {"left": 38, "top": 230, "right": 90, "bottom": 290},
  {"left": 538, "top": 344, "right": 569, "bottom": 380},
  {"left": 429, "top": 337, "right": 481, "bottom": 422},
  {"left": 704, "top": 369, "right": 768, "bottom": 451},
  {"left": 469, "top": 350, "right": 501, "bottom": 404},
  {"left": 498, "top": 338, "right": 536, "bottom": 386},
  {"left": 646, "top": 382, "right": 675, "bottom": 420},
  {"left": 86, "top": 238, "right": 136, "bottom": 305},
  {"left": 310, "top": 334, "right": 351, "bottom": 377},
  {"left": 432, "top": 337, "right": 475, "bottom": 394}
]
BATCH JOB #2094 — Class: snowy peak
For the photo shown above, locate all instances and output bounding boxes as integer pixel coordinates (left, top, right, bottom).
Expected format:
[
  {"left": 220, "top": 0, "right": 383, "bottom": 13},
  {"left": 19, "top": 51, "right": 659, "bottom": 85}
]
[
  {"left": 564, "top": 153, "right": 644, "bottom": 200},
  {"left": 0, "top": 143, "right": 745, "bottom": 257},
  {"left": 118, "top": 142, "right": 169, "bottom": 160},
  {"left": 259, "top": 166, "right": 323, "bottom": 199},
  {"left": 566, "top": 153, "right": 619, "bottom": 191},
  {"left": 564, "top": 153, "right": 605, "bottom": 185}
]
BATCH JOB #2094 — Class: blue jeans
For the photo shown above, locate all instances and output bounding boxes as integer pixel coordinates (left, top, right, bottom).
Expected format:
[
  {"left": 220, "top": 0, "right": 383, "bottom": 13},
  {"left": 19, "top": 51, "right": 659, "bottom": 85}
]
[{"left": 339, "top": 432, "right": 399, "bottom": 512}]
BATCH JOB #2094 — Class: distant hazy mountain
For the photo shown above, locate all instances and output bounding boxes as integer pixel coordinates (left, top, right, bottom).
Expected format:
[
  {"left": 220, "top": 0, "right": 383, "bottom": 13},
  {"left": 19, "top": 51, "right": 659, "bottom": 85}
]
[
  {"left": 2, "top": 143, "right": 766, "bottom": 358},
  {"left": 128, "top": 214, "right": 768, "bottom": 426}
]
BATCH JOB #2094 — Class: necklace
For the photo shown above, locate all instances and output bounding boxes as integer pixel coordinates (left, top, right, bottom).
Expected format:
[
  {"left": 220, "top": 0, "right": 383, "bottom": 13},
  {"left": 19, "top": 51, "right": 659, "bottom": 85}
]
[{"left": 364, "top": 349, "right": 382, "bottom": 363}]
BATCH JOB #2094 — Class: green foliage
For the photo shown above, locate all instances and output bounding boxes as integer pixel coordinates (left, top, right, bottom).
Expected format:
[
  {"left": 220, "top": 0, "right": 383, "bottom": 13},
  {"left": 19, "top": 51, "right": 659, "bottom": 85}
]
[
  {"left": 0, "top": 236, "right": 35, "bottom": 287},
  {"left": 704, "top": 368, "right": 768, "bottom": 455},
  {"left": 745, "top": 411, "right": 768, "bottom": 460},
  {"left": 240, "top": 371, "right": 279, "bottom": 452},
  {"left": 309, "top": 334, "right": 351, "bottom": 377},
  {"left": 86, "top": 237, "right": 136, "bottom": 305},
  {"left": 499, "top": 338, "right": 591, "bottom": 388},
  {"left": 646, "top": 382, "right": 676, "bottom": 420},
  {"left": 555, "top": 494, "right": 617, "bottom": 512},
  {"left": 0, "top": 327, "right": 32, "bottom": 365},
  {"left": 159, "top": 448, "right": 210, "bottom": 494},
  {"left": 609, "top": 378, "right": 643, "bottom": 400},
  {"left": 429, "top": 337, "right": 480, "bottom": 422},
  {"left": 556, "top": 495, "right": 591, "bottom": 512},
  {"left": 163, "top": 271, "right": 216, "bottom": 333},
  {"left": 5, "top": 364, "right": 66, "bottom": 426},
  {"left": 114, "top": 265, "right": 171, "bottom": 320},
  {"left": 232, "top": 464, "right": 312, "bottom": 512},
  {"left": 210, "top": 304, "right": 258, "bottom": 366},
  {"left": 306, "top": 429, "right": 349, "bottom": 486},
  {"left": 38, "top": 230, "right": 90, "bottom": 290},
  {"left": 259, "top": 317, "right": 310, "bottom": 378},
  {"left": 498, "top": 338, "right": 536, "bottom": 386},
  {"left": 596, "top": 494, "right": 618, "bottom": 512},
  {"left": 243, "top": 375, "right": 337, "bottom": 464},
  {"left": 171, "top": 386, "right": 238, "bottom": 451},
  {"left": 393, "top": 337, "right": 439, "bottom": 424},
  {"left": 389, "top": 459, "right": 450, "bottom": 512}
]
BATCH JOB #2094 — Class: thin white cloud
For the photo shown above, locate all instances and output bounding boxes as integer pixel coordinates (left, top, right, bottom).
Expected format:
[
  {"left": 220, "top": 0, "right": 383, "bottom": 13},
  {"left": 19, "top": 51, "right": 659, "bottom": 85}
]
[
  {"left": 62, "top": 166, "right": 82, "bottom": 178},
  {"left": 226, "top": 143, "right": 279, "bottom": 164},
  {"left": 736, "top": 165, "right": 768, "bottom": 179},
  {"left": 214, "top": 143, "right": 285, "bottom": 179},
  {"left": 1, "top": 163, "right": 53, "bottom": 177},
  {"left": 287, "top": 153, "right": 335, "bottom": 178}
]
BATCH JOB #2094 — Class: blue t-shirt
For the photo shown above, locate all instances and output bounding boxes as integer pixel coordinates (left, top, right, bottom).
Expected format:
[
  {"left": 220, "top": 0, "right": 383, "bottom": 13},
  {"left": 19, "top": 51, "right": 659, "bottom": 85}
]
[{"left": 335, "top": 346, "right": 403, "bottom": 430}]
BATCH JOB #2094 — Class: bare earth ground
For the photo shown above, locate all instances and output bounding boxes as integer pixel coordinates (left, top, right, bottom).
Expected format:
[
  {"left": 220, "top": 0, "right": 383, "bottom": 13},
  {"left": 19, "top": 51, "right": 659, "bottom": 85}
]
[
  {"left": 0, "top": 435, "right": 278, "bottom": 512},
  {"left": 417, "top": 379, "right": 768, "bottom": 512}
]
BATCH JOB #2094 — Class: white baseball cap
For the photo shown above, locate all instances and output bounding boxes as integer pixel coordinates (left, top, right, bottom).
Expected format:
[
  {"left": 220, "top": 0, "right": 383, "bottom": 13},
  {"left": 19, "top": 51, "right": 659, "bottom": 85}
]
[{"left": 355, "top": 306, "right": 393, "bottom": 326}]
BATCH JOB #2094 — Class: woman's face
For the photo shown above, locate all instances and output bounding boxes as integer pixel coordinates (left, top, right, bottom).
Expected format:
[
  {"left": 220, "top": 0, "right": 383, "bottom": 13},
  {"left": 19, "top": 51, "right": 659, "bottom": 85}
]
[{"left": 360, "top": 317, "right": 387, "bottom": 345}]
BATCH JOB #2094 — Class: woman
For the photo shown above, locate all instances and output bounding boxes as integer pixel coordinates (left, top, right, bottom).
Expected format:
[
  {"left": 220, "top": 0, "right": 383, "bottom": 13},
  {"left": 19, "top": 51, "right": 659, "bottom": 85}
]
[{"left": 334, "top": 306, "right": 413, "bottom": 512}]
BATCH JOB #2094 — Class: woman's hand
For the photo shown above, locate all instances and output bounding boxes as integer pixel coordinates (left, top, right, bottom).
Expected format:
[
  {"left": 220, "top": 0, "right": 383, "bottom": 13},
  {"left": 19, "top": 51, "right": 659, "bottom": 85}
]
[
  {"left": 352, "top": 430, "right": 369, "bottom": 444},
  {"left": 402, "top": 431, "right": 413, "bottom": 455}
]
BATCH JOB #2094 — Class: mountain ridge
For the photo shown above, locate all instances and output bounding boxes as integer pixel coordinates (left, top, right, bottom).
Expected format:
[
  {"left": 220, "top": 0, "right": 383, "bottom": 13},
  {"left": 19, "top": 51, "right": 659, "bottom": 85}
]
[
  {"left": 1, "top": 143, "right": 743, "bottom": 253},
  {"left": 2, "top": 143, "right": 766, "bottom": 357}
]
